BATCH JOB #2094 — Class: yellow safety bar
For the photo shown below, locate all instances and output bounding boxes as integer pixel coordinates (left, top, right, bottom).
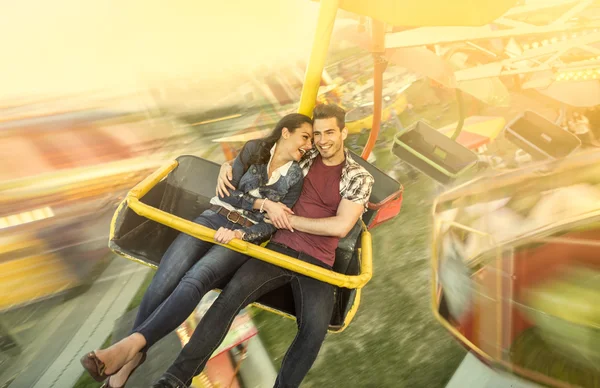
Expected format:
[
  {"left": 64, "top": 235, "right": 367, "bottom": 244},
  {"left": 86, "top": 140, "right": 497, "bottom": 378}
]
[{"left": 124, "top": 160, "right": 373, "bottom": 290}]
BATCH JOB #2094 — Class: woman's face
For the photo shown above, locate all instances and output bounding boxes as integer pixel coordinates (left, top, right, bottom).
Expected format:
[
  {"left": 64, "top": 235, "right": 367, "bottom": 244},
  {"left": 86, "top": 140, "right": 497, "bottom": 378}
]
[{"left": 281, "top": 122, "right": 313, "bottom": 161}]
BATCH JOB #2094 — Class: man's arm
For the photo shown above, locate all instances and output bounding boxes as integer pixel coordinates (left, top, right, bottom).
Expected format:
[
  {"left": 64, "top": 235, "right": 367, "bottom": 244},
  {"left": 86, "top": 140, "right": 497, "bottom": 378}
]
[
  {"left": 289, "top": 168, "right": 374, "bottom": 238},
  {"left": 289, "top": 199, "right": 364, "bottom": 238}
]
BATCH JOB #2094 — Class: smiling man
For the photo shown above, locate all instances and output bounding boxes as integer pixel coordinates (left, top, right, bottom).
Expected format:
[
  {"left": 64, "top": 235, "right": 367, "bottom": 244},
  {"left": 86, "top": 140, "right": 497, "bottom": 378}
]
[{"left": 152, "top": 104, "right": 374, "bottom": 388}]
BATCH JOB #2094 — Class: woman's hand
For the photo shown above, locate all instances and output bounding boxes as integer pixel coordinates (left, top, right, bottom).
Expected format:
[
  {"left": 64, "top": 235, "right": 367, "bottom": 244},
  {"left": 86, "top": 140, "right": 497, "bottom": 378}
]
[
  {"left": 214, "top": 227, "right": 245, "bottom": 244},
  {"left": 263, "top": 199, "right": 294, "bottom": 231},
  {"left": 216, "top": 162, "right": 236, "bottom": 197}
]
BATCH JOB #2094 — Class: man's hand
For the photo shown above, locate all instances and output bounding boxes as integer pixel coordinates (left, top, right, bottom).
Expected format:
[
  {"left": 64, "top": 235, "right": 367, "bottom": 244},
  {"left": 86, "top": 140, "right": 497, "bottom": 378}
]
[
  {"left": 214, "top": 227, "right": 245, "bottom": 244},
  {"left": 263, "top": 200, "right": 294, "bottom": 231},
  {"left": 216, "top": 162, "right": 236, "bottom": 197}
]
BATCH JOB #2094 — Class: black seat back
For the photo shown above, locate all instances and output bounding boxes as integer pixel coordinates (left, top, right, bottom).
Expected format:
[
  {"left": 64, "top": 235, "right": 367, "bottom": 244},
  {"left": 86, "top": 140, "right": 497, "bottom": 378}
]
[
  {"left": 506, "top": 111, "right": 581, "bottom": 160},
  {"left": 349, "top": 151, "right": 403, "bottom": 227}
]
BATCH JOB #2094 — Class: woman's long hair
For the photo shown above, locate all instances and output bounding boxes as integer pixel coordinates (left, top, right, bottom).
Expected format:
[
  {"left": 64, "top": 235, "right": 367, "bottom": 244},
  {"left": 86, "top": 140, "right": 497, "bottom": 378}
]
[{"left": 244, "top": 113, "right": 313, "bottom": 166}]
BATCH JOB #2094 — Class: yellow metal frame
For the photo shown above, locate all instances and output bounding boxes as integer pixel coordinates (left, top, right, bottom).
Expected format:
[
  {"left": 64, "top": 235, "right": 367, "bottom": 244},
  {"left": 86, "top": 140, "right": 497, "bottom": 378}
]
[
  {"left": 110, "top": 160, "right": 373, "bottom": 290},
  {"left": 298, "top": 0, "right": 340, "bottom": 116},
  {"left": 431, "top": 192, "right": 600, "bottom": 387},
  {"left": 430, "top": 214, "right": 502, "bottom": 362}
]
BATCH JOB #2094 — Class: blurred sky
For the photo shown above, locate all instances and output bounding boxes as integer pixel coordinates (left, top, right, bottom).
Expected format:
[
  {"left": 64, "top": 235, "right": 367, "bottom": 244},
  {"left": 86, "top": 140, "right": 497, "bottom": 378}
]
[{"left": 0, "top": 0, "right": 320, "bottom": 101}]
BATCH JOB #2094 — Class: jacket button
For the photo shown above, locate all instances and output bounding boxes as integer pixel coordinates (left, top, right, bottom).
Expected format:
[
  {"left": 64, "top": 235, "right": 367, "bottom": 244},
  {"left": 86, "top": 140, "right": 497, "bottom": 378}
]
[{"left": 252, "top": 168, "right": 257, "bottom": 173}]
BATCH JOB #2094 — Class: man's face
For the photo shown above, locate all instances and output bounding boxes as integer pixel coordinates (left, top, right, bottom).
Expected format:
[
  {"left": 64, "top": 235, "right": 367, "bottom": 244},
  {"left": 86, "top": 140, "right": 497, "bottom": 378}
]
[{"left": 313, "top": 117, "right": 347, "bottom": 161}]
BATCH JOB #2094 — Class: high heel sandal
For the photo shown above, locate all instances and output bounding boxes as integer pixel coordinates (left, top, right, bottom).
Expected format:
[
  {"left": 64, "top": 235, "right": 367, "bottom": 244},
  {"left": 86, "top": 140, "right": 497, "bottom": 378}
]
[
  {"left": 100, "top": 353, "right": 147, "bottom": 388},
  {"left": 80, "top": 351, "right": 114, "bottom": 382}
]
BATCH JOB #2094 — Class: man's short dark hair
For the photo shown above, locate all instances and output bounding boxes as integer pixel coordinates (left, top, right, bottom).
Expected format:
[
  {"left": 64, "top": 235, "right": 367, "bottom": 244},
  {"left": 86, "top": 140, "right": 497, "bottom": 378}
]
[{"left": 313, "top": 104, "right": 346, "bottom": 130}]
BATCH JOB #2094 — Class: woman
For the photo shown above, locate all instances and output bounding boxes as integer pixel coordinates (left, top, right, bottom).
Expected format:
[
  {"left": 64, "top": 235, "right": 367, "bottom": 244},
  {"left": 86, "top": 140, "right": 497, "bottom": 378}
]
[{"left": 80, "top": 113, "right": 313, "bottom": 387}]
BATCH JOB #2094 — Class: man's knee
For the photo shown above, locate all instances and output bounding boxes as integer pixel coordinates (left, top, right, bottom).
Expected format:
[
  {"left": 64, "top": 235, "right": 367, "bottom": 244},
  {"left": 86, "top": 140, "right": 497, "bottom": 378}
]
[
  {"left": 216, "top": 271, "right": 275, "bottom": 313},
  {"left": 218, "top": 280, "right": 252, "bottom": 306},
  {"left": 298, "top": 317, "right": 330, "bottom": 340}
]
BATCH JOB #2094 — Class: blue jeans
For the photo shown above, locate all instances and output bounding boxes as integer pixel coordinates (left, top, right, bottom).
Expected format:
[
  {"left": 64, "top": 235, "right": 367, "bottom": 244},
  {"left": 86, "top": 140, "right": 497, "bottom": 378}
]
[
  {"left": 163, "top": 242, "right": 335, "bottom": 388},
  {"left": 131, "top": 209, "right": 250, "bottom": 351}
]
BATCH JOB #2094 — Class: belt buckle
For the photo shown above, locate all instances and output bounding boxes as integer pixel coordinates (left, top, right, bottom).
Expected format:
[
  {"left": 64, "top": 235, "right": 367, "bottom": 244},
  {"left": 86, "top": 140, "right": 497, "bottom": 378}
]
[{"left": 227, "top": 210, "right": 242, "bottom": 224}]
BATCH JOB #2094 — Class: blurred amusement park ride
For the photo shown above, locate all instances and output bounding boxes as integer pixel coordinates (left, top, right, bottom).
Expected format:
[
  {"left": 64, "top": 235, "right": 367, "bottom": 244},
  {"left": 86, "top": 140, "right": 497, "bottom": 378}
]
[{"left": 3, "top": 0, "right": 600, "bottom": 387}]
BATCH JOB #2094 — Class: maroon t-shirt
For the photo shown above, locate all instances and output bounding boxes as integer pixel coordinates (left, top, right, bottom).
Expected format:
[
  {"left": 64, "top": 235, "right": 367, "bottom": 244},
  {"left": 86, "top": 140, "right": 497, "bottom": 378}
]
[{"left": 271, "top": 155, "right": 344, "bottom": 267}]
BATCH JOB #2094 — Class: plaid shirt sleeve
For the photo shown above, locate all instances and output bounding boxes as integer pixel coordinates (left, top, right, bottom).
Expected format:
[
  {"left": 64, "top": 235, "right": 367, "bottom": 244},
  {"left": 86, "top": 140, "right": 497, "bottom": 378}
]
[
  {"left": 299, "top": 148, "right": 318, "bottom": 176},
  {"left": 301, "top": 148, "right": 374, "bottom": 207},
  {"left": 342, "top": 169, "right": 374, "bottom": 207}
]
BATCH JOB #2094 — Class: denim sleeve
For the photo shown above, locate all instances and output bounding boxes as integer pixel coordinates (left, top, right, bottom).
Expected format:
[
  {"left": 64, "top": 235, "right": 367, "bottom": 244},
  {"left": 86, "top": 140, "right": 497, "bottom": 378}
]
[
  {"left": 278, "top": 165, "right": 303, "bottom": 210},
  {"left": 241, "top": 166, "right": 304, "bottom": 243},
  {"left": 218, "top": 142, "right": 260, "bottom": 211},
  {"left": 219, "top": 186, "right": 259, "bottom": 211},
  {"left": 240, "top": 222, "right": 276, "bottom": 244}
]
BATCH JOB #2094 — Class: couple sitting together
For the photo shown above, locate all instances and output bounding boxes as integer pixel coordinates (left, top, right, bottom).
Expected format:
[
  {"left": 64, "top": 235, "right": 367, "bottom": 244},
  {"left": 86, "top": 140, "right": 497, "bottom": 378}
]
[{"left": 81, "top": 103, "right": 374, "bottom": 388}]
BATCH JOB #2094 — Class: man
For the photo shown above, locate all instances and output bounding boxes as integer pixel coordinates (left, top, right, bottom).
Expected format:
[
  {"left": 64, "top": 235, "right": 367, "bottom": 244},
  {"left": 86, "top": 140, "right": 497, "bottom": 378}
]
[{"left": 152, "top": 104, "right": 374, "bottom": 388}]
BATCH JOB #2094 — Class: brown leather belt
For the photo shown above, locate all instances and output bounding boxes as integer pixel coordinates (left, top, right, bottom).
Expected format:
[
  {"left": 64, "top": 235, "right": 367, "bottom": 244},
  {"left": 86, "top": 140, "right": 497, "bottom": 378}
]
[{"left": 210, "top": 205, "right": 254, "bottom": 228}]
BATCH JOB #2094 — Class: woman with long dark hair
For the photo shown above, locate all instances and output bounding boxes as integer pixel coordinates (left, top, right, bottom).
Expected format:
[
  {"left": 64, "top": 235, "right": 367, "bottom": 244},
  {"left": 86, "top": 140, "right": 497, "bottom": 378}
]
[{"left": 81, "top": 113, "right": 313, "bottom": 387}]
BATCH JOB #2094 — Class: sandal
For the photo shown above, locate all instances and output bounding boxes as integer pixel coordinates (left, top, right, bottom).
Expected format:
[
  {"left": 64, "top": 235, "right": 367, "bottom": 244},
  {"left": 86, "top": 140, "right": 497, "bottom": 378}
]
[
  {"left": 100, "top": 353, "right": 147, "bottom": 388},
  {"left": 80, "top": 351, "right": 113, "bottom": 382}
]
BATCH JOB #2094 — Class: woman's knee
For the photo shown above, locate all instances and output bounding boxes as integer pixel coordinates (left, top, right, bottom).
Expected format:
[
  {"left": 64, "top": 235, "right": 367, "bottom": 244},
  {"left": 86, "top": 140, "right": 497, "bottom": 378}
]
[
  {"left": 144, "top": 270, "right": 178, "bottom": 299},
  {"left": 151, "top": 262, "right": 188, "bottom": 293},
  {"left": 160, "top": 235, "right": 199, "bottom": 269},
  {"left": 179, "top": 273, "right": 214, "bottom": 300}
]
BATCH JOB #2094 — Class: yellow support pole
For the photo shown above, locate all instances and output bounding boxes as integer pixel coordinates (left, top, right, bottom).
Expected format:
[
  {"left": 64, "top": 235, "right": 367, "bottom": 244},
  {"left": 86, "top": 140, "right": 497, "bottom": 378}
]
[{"left": 298, "top": 0, "right": 340, "bottom": 116}]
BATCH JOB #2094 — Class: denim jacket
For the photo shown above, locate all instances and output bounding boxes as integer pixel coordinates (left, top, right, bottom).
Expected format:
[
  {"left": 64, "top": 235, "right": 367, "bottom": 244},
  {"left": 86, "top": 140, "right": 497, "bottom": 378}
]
[{"left": 219, "top": 140, "right": 303, "bottom": 243}]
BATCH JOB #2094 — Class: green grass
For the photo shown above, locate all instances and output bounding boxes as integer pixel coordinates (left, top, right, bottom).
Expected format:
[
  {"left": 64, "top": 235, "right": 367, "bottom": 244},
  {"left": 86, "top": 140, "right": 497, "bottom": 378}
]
[{"left": 252, "top": 176, "right": 466, "bottom": 388}]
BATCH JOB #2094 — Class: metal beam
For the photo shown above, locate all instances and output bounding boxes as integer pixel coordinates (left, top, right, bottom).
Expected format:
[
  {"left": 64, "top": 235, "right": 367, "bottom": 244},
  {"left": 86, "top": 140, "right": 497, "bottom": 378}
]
[
  {"left": 552, "top": 0, "right": 593, "bottom": 25},
  {"left": 508, "top": 32, "right": 600, "bottom": 61},
  {"left": 503, "top": 0, "right": 579, "bottom": 17},
  {"left": 454, "top": 60, "right": 600, "bottom": 82},
  {"left": 385, "top": 0, "right": 600, "bottom": 49},
  {"left": 447, "top": 31, "right": 600, "bottom": 81},
  {"left": 382, "top": 0, "right": 600, "bottom": 86},
  {"left": 385, "top": 23, "right": 600, "bottom": 48}
]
